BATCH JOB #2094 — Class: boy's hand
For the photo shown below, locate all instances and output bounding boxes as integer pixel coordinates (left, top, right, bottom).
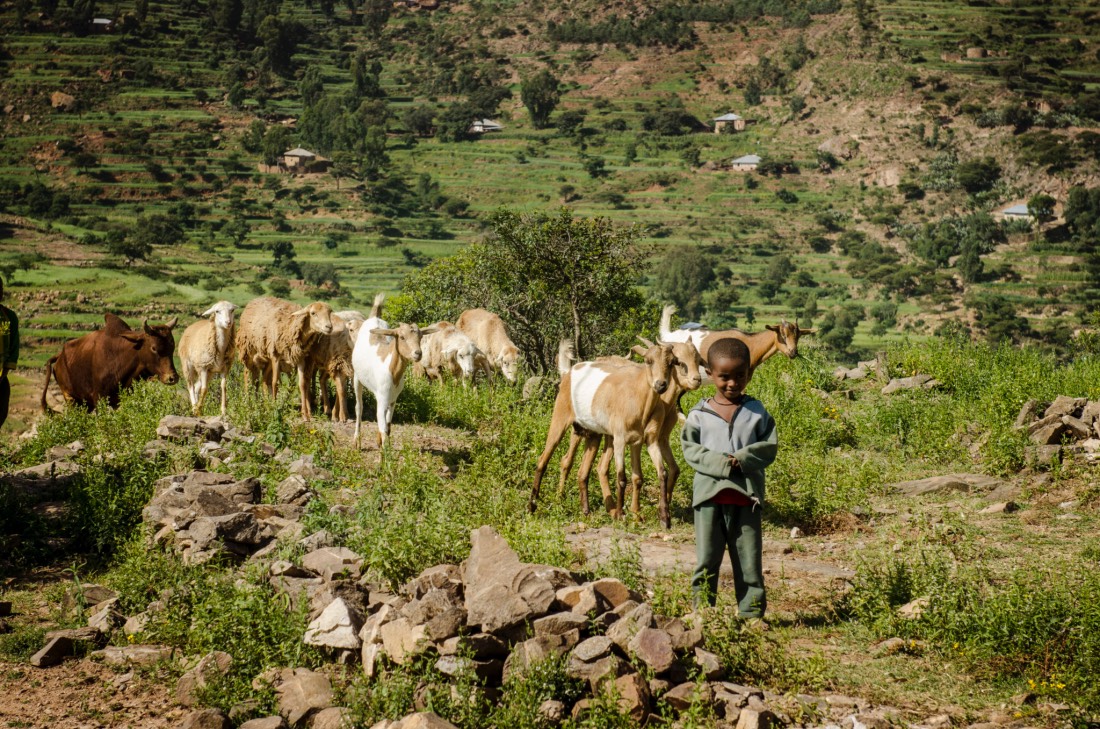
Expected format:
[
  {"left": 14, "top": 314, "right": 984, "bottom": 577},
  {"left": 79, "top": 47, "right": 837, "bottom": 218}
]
[{"left": 727, "top": 455, "right": 740, "bottom": 471}]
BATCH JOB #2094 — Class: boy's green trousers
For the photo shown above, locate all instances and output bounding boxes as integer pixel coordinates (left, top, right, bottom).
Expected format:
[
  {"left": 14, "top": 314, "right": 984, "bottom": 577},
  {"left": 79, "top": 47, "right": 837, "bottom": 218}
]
[{"left": 691, "top": 502, "right": 766, "bottom": 617}]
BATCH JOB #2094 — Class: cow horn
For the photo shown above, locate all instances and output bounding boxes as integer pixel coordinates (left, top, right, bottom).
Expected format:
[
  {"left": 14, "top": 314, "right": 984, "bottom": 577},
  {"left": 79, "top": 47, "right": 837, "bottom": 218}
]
[
  {"left": 165, "top": 316, "right": 177, "bottom": 329},
  {"left": 141, "top": 319, "right": 150, "bottom": 334}
]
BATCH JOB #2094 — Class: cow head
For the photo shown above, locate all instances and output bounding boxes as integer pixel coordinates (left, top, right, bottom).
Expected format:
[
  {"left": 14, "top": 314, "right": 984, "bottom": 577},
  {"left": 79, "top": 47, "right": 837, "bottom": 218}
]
[
  {"left": 295, "top": 302, "right": 334, "bottom": 337},
  {"left": 765, "top": 320, "right": 816, "bottom": 358},
  {"left": 202, "top": 301, "right": 237, "bottom": 330},
  {"left": 120, "top": 317, "right": 179, "bottom": 384},
  {"left": 371, "top": 323, "right": 440, "bottom": 364},
  {"left": 630, "top": 337, "right": 674, "bottom": 395}
]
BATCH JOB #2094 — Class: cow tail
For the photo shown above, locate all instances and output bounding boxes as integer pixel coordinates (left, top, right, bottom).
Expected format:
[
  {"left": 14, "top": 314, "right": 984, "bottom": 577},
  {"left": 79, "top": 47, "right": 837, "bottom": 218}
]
[{"left": 41, "top": 355, "right": 58, "bottom": 414}]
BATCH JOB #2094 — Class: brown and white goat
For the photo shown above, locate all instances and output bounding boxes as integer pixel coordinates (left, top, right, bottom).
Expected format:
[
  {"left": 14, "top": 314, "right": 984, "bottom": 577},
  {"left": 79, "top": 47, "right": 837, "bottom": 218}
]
[
  {"left": 660, "top": 304, "right": 814, "bottom": 372},
  {"left": 529, "top": 338, "right": 676, "bottom": 518}
]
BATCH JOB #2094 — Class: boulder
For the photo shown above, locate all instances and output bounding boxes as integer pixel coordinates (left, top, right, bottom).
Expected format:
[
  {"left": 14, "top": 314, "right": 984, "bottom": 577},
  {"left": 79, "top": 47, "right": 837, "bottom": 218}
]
[
  {"left": 401, "top": 589, "right": 466, "bottom": 641},
  {"left": 362, "top": 642, "right": 384, "bottom": 679},
  {"left": 158, "top": 416, "right": 226, "bottom": 441},
  {"left": 301, "top": 547, "right": 363, "bottom": 581},
  {"left": 189, "top": 512, "right": 265, "bottom": 549},
  {"left": 589, "top": 578, "right": 640, "bottom": 608},
  {"left": 881, "top": 374, "right": 937, "bottom": 394},
  {"left": 736, "top": 708, "right": 776, "bottom": 729},
  {"left": 275, "top": 668, "right": 334, "bottom": 727},
  {"left": 91, "top": 644, "right": 173, "bottom": 666},
  {"left": 1025, "top": 444, "right": 1061, "bottom": 466},
  {"left": 694, "top": 647, "right": 724, "bottom": 679},
  {"left": 1014, "top": 400, "right": 1041, "bottom": 428},
  {"left": 380, "top": 618, "right": 431, "bottom": 664},
  {"left": 1044, "top": 396, "right": 1085, "bottom": 419},
  {"left": 531, "top": 565, "right": 578, "bottom": 591},
  {"left": 288, "top": 455, "right": 333, "bottom": 482},
  {"left": 979, "top": 501, "right": 1018, "bottom": 514},
  {"left": 181, "top": 709, "right": 231, "bottom": 729},
  {"left": 31, "top": 636, "right": 74, "bottom": 667},
  {"left": 1030, "top": 421, "right": 1067, "bottom": 445},
  {"left": 183, "top": 471, "right": 260, "bottom": 505},
  {"left": 276, "top": 475, "right": 313, "bottom": 506},
  {"left": 897, "top": 597, "right": 929, "bottom": 620},
  {"left": 304, "top": 598, "right": 363, "bottom": 651},
  {"left": 538, "top": 700, "right": 565, "bottom": 725},
  {"left": 434, "top": 654, "right": 503, "bottom": 683},
  {"left": 612, "top": 673, "right": 650, "bottom": 723},
  {"left": 503, "top": 634, "right": 574, "bottom": 682},
  {"left": 664, "top": 681, "right": 711, "bottom": 711},
  {"left": 568, "top": 584, "right": 608, "bottom": 617},
  {"left": 571, "top": 636, "right": 613, "bottom": 663},
  {"left": 177, "top": 651, "right": 234, "bottom": 706},
  {"left": 1081, "top": 401, "right": 1100, "bottom": 425},
  {"left": 606, "top": 602, "right": 655, "bottom": 650},
  {"left": 403, "top": 564, "right": 464, "bottom": 600},
  {"left": 50, "top": 91, "right": 76, "bottom": 110},
  {"left": 392, "top": 713, "right": 458, "bottom": 729},
  {"left": 239, "top": 719, "right": 288, "bottom": 729},
  {"left": 310, "top": 707, "right": 350, "bottom": 729},
  {"left": 627, "top": 627, "right": 675, "bottom": 674},
  {"left": 533, "top": 611, "right": 589, "bottom": 637},
  {"left": 80, "top": 584, "right": 117, "bottom": 604},
  {"left": 1062, "top": 415, "right": 1091, "bottom": 439},
  {"left": 890, "top": 473, "right": 1001, "bottom": 497},
  {"left": 87, "top": 600, "right": 124, "bottom": 633},
  {"left": 464, "top": 527, "right": 555, "bottom": 634},
  {"left": 555, "top": 585, "right": 585, "bottom": 610}
]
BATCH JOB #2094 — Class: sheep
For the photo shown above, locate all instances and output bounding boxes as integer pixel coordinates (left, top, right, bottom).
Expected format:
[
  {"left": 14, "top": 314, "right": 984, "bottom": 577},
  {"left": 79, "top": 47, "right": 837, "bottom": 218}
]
[
  {"left": 178, "top": 301, "right": 238, "bottom": 417},
  {"left": 455, "top": 308, "right": 521, "bottom": 383},
  {"left": 351, "top": 294, "right": 439, "bottom": 448},
  {"left": 417, "top": 321, "right": 484, "bottom": 385},
  {"left": 660, "top": 304, "right": 814, "bottom": 370},
  {"left": 236, "top": 296, "right": 334, "bottom": 419},
  {"left": 586, "top": 340, "right": 706, "bottom": 528},
  {"left": 529, "top": 338, "right": 677, "bottom": 519},
  {"left": 305, "top": 313, "right": 356, "bottom": 421}
]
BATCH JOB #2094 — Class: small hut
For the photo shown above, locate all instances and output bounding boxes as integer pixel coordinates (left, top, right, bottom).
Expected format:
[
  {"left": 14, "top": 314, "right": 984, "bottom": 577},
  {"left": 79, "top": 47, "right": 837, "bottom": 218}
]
[
  {"left": 469, "top": 119, "right": 504, "bottom": 134},
  {"left": 730, "top": 154, "right": 761, "bottom": 171},
  {"left": 712, "top": 113, "right": 747, "bottom": 134}
]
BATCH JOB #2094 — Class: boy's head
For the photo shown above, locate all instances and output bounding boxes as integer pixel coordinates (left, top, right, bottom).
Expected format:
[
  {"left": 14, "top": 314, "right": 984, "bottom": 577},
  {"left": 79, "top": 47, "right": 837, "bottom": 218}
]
[{"left": 708, "top": 338, "right": 751, "bottom": 401}]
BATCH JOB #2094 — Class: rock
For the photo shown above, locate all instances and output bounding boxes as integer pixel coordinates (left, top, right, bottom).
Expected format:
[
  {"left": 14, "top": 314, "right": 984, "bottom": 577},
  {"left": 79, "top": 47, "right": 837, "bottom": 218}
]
[
  {"left": 239, "top": 718, "right": 289, "bottom": 729},
  {"left": 531, "top": 565, "right": 578, "bottom": 591},
  {"left": 158, "top": 416, "right": 227, "bottom": 441},
  {"left": 555, "top": 585, "right": 584, "bottom": 609},
  {"left": 434, "top": 655, "right": 503, "bottom": 683},
  {"left": 177, "top": 651, "right": 234, "bottom": 706},
  {"left": 890, "top": 474, "right": 1001, "bottom": 497},
  {"left": 612, "top": 672, "right": 650, "bottom": 723},
  {"left": 50, "top": 91, "right": 76, "bottom": 110},
  {"left": 92, "top": 644, "right": 173, "bottom": 666},
  {"left": 271, "top": 561, "right": 315, "bottom": 578},
  {"left": 589, "top": 577, "right": 640, "bottom": 608},
  {"left": 380, "top": 618, "right": 431, "bottom": 664},
  {"left": 275, "top": 668, "right": 334, "bottom": 727},
  {"left": 31, "top": 636, "right": 74, "bottom": 667},
  {"left": 402, "top": 589, "right": 467, "bottom": 641},
  {"left": 694, "top": 647, "right": 724, "bottom": 679},
  {"left": 81, "top": 584, "right": 118, "bottom": 604},
  {"left": 464, "top": 526, "right": 555, "bottom": 634},
  {"left": 288, "top": 454, "right": 333, "bottom": 482},
  {"left": 881, "top": 374, "right": 937, "bottom": 394},
  {"left": 454, "top": 633, "right": 509, "bottom": 660},
  {"left": 1062, "top": 415, "right": 1091, "bottom": 439},
  {"left": 189, "top": 512, "right": 265, "bottom": 548},
  {"left": 1044, "top": 396, "right": 1085, "bottom": 419},
  {"left": 403, "top": 564, "right": 463, "bottom": 599},
  {"left": 392, "top": 713, "right": 459, "bottom": 729},
  {"left": 1081, "top": 401, "right": 1100, "bottom": 425},
  {"left": 301, "top": 547, "right": 363, "bottom": 581},
  {"left": 606, "top": 602, "right": 655, "bottom": 650},
  {"left": 533, "top": 611, "right": 589, "bottom": 637},
  {"left": 361, "top": 642, "right": 384, "bottom": 678},
  {"left": 1014, "top": 400, "right": 1041, "bottom": 428},
  {"left": 1030, "top": 421, "right": 1067, "bottom": 445},
  {"left": 572, "top": 636, "right": 613, "bottom": 662},
  {"left": 568, "top": 584, "right": 609, "bottom": 617},
  {"left": 87, "top": 601, "right": 123, "bottom": 632},
  {"left": 664, "top": 681, "right": 710, "bottom": 711},
  {"left": 503, "top": 634, "right": 573, "bottom": 682},
  {"left": 538, "top": 699, "right": 565, "bottom": 725},
  {"left": 662, "top": 618, "right": 703, "bottom": 652},
  {"left": 979, "top": 501, "right": 1017, "bottom": 514},
  {"left": 896, "top": 597, "right": 929, "bottom": 620},
  {"left": 985, "top": 482, "right": 1023, "bottom": 502},
  {"left": 310, "top": 707, "right": 350, "bottom": 729},
  {"left": 181, "top": 709, "right": 231, "bottom": 729},
  {"left": 305, "top": 598, "right": 363, "bottom": 651},
  {"left": 790, "top": 527, "right": 803, "bottom": 539},
  {"left": 183, "top": 471, "right": 260, "bottom": 505},
  {"left": 628, "top": 627, "right": 675, "bottom": 674},
  {"left": 736, "top": 708, "right": 776, "bottom": 729},
  {"left": 359, "top": 604, "right": 396, "bottom": 646},
  {"left": 276, "top": 474, "right": 312, "bottom": 505},
  {"left": 567, "top": 653, "right": 623, "bottom": 687},
  {"left": 271, "top": 575, "right": 326, "bottom": 612},
  {"left": 299, "top": 530, "right": 336, "bottom": 552},
  {"left": 1025, "top": 444, "right": 1062, "bottom": 466}
]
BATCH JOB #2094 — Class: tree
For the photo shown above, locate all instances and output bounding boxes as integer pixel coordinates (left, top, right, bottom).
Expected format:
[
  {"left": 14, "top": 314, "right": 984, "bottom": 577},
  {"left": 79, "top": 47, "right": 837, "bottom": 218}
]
[
  {"left": 956, "top": 157, "right": 1001, "bottom": 194},
  {"left": 108, "top": 230, "right": 151, "bottom": 265},
  {"left": 224, "top": 216, "right": 251, "bottom": 246},
  {"left": 261, "top": 125, "right": 292, "bottom": 166},
  {"left": 969, "top": 294, "right": 1030, "bottom": 342},
  {"left": 268, "top": 239, "right": 300, "bottom": 276},
  {"left": 1027, "top": 194, "right": 1056, "bottom": 226},
  {"left": 403, "top": 104, "right": 436, "bottom": 137},
  {"left": 392, "top": 209, "right": 652, "bottom": 370},
  {"left": 817, "top": 305, "right": 864, "bottom": 351},
  {"left": 520, "top": 70, "right": 561, "bottom": 129},
  {"left": 361, "top": 0, "right": 390, "bottom": 36},
  {"left": 653, "top": 247, "right": 716, "bottom": 320}
]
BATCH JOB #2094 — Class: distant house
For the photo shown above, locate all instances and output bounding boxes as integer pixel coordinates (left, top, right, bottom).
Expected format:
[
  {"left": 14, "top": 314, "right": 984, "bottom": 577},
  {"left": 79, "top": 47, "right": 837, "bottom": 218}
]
[
  {"left": 730, "top": 154, "right": 761, "bottom": 171},
  {"left": 712, "top": 113, "right": 747, "bottom": 134},
  {"left": 280, "top": 147, "right": 330, "bottom": 173},
  {"left": 999, "top": 203, "right": 1033, "bottom": 222},
  {"left": 90, "top": 17, "right": 114, "bottom": 32},
  {"left": 469, "top": 119, "right": 503, "bottom": 134}
]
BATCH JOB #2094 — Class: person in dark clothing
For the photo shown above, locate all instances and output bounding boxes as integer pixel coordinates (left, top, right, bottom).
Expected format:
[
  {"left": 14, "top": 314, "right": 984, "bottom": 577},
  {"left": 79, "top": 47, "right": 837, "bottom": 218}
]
[{"left": 0, "top": 278, "right": 20, "bottom": 430}]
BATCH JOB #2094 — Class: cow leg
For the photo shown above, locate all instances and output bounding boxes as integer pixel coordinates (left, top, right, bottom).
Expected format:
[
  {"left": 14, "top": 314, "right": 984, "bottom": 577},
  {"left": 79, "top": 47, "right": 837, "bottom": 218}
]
[
  {"left": 575, "top": 433, "right": 601, "bottom": 516},
  {"left": 557, "top": 430, "right": 583, "bottom": 498}
]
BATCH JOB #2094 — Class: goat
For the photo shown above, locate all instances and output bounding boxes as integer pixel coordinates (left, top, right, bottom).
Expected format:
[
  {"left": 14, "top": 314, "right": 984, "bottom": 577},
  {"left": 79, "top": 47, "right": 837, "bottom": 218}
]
[
  {"left": 529, "top": 338, "right": 676, "bottom": 518},
  {"left": 236, "top": 297, "right": 334, "bottom": 419},
  {"left": 455, "top": 308, "right": 522, "bottom": 382},
  {"left": 417, "top": 322, "right": 483, "bottom": 385},
  {"left": 351, "top": 294, "right": 439, "bottom": 448},
  {"left": 305, "top": 313, "right": 356, "bottom": 421},
  {"left": 659, "top": 304, "right": 815, "bottom": 371},
  {"left": 178, "top": 301, "right": 237, "bottom": 417}
]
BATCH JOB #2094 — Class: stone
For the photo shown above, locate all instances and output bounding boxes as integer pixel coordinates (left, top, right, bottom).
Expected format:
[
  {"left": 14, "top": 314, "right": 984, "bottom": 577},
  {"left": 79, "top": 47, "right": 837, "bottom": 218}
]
[
  {"left": 183, "top": 471, "right": 261, "bottom": 505},
  {"left": 1030, "top": 421, "right": 1067, "bottom": 445},
  {"left": 402, "top": 589, "right": 466, "bottom": 641},
  {"left": 403, "top": 564, "right": 463, "bottom": 599},
  {"left": 881, "top": 374, "right": 935, "bottom": 394},
  {"left": 1081, "top": 401, "right": 1100, "bottom": 425},
  {"left": 359, "top": 604, "right": 396, "bottom": 646},
  {"left": 392, "top": 713, "right": 459, "bottom": 729},
  {"left": 612, "top": 672, "right": 650, "bottom": 723},
  {"left": 568, "top": 584, "right": 609, "bottom": 617},
  {"left": 361, "top": 642, "right": 384, "bottom": 679},
  {"left": 239, "top": 719, "right": 289, "bottom": 729},
  {"left": 555, "top": 585, "right": 584, "bottom": 609},
  {"left": 1062, "top": 415, "right": 1091, "bottom": 439},
  {"left": 304, "top": 598, "right": 363, "bottom": 651},
  {"left": 531, "top": 565, "right": 578, "bottom": 591},
  {"left": 503, "top": 634, "right": 573, "bottom": 682},
  {"left": 271, "top": 575, "right": 326, "bottom": 612},
  {"left": 664, "top": 681, "right": 711, "bottom": 711},
  {"left": 158, "top": 416, "right": 227, "bottom": 441},
  {"left": 979, "top": 501, "right": 1018, "bottom": 514},
  {"left": 276, "top": 475, "right": 313, "bottom": 506},
  {"left": 434, "top": 655, "right": 503, "bottom": 683},
  {"left": 736, "top": 708, "right": 776, "bottom": 729},
  {"left": 589, "top": 577, "right": 640, "bottom": 608},
  {"left": 662, "top": 618, "right": 703, "bottom": 651},
  {"left": 572, "top": 635, "right": 613, "bottom": 662},
  {"left": 1014, "top": 400, "right": 1041, "bottom": 428},
  {"left": 301, "top": 547, "right": 364, "bottom": 581},
  {"left": 1025, "top": 444, "right": 1062, "bottom": 466},
  {"left": 538, "top": 699, "right": 565, "bottom": 725},
  {"left": 1044, "top": 396, "right": 1085, "bottom": 419},
  {"left": 181, "top": 709, "right": 231, "bottom": 729},
  {"left": 87, "top": 602, "right": 124, "bottom": 632},
  {"left": 380, "top": 618, "right": 431, "bottom": 664},
  {"left": 985, "top": 482, "right": 1023, "bottom": 502},
  {"left": 92, "top": 644, "right": 173, "bottom": 666},
  {"left": 694, "top": 647, "right": 724, "bottom": 679},
  {"left": 189, "top": 512, "right": 265, "bottom": 547},
  {"left": 897, "top": 597, "right": 929, "bottom": 620},
  {"left": 464, "top": 527, "right": 556, "bottom": 634},
  {"left": 177, "top": 651, "right": 234, "bottom": 706},
  {"left": 81, "top": 584, "right": 118, "bottom": 604},
  {"left": 50, "top": 91, "right": 76, "bottom": 110},
  {"left": 628, "top": 627, "right": 675, "bottom": 674},
  {"left": 191, "top": 489, "right": 238, "bottom": 517},
  {"left": 533, "top": 611, "right": 589, "bottom": 637},
  {"left": 310, "top": 707, "right": 350, "bottom": 729},
  {"left": 567, "top": 653, "right": 623, "bottom": 687},
  {"left": 288, "top": 454, "right": 333, "bottom": 482},
  {"left": 275, "top": 668, "right": 334, "bottom": 727},
  {"left": 271, "top": 561, "right": 315, "bottom": 578},
  {"left": 457, "top": 633, "right": 509, "bottom": 660},
  {"left": 606, "top": 602, "right": 655, "bottom": 650},
  {"left": 890, "top": 474, "right": 1001, "bottom": 496},
  {"left": 31, "top": 636, "right": 74, "bottom": 667}
]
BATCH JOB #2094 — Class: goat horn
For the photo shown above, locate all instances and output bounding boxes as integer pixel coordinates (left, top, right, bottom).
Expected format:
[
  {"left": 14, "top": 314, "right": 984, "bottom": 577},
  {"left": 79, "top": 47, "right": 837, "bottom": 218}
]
[{"left": 637, "top": 336, "right": 655, "bottom": 347}]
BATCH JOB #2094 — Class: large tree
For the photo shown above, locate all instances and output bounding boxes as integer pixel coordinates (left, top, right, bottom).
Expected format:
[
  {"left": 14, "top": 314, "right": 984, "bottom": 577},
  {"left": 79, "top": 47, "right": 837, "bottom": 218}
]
[
  {"left": 391, "top": 209, "right": 655, "bottom": 370},
  {"left": 652, "top": 247, "right": 715, "bottom": 320},
  {"left": 520, "top": 70, "right": 561, "bottom": 130}
]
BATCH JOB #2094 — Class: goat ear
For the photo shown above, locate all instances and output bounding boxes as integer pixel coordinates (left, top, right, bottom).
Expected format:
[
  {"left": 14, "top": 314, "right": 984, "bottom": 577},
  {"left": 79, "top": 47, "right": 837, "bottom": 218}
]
[
  {"left": 371, "top": 327, "right": 397, "bottom": 338},
  {"left": 799, "top": 327, "right": 817, "bottom": 335},
  {"left": 420, "top": 325, "right": 440, "bottom": 335},
  {"left": 630, "top": 344, "right": 648, "bottom": 357},
  {"left": 636, "top": 336, "right": 655, "bottom": 348},
  {"left": 765, "top": 324, "right": 779, "bottom": 332},
  {"left": 201, "top": 306, "right": 217, "bottom": 318}
]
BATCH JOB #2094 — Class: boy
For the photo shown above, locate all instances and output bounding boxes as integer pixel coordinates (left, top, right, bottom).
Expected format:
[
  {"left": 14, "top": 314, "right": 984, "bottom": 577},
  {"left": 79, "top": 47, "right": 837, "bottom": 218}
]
[
  {"left": 0, "top": 277, "right": 17, "bottom": 430},
  {"left": 681, "top": 337, "right": 777, "bottom": 618}
]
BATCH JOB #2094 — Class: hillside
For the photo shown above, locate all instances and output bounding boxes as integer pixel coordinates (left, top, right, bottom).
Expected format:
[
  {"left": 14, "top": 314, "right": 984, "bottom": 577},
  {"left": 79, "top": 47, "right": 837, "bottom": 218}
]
[{"left": 1, "top": 0, "right": 1099, "bottom": 387}]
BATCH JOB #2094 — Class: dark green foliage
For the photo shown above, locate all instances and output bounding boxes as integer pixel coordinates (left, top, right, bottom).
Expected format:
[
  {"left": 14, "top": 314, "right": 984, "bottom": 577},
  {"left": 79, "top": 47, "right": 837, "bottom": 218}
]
[
  {"left": 268, "top": 240, "right": 300, "bottom": 277},
  {"left": 641, "top": 96, "right": 699, "bottom": 136},
  {"left": 555, "top": 109, "right": 588, "bottom": 137},
  {"left": 1027, "top": 194, "right": 1056, "bottom": 225},
  {"left": 955, "top": 157, "right": 1001, "bottom": 194},
  {"left": 967, "top": 294, "right": 1030, "bottom": 342},
  {"left": 520, "top": 70, "right": 561, "bottom": 129},
  {"left": 652, "top": 247, "right": 716, "bottom": 319},
  {"left": 905, "top": 213, "right": 1004, "bottom": 268},
  {"left": 403, "top": 104, "right": 436, "bottom": 137},
  {"left": 816, "top": 304, "right": 863, "bottom": 350},
  {"left": 1017, "top": 131, "right": 1075, "bottom": 173}
]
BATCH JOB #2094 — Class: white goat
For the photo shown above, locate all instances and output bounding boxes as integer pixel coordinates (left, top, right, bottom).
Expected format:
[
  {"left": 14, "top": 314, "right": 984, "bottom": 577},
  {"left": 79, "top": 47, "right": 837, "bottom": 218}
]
[
  {"left": 178, "top": 301, "right": 237, "bottom": 417},
  {"left": 418, "top": 322, "right": 483, "bottom": 385},
  {"left": 351, "top": 294, "right": 438, "bottom": 448}
]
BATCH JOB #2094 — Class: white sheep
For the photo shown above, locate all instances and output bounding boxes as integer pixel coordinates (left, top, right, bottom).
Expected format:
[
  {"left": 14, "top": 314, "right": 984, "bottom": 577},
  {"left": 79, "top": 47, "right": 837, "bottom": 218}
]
[
  {"left": 178, "top": 301, "right": 237, "bottom": 417},
  {"left": 417, "top": 322, "right": 484, "bottom": 385}
]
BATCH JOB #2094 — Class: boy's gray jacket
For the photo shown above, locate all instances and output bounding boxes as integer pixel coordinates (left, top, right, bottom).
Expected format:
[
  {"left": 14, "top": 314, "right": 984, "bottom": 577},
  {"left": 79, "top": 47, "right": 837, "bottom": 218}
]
[{"left": 680, "top": 397, "right": 778, "bottom": 508}]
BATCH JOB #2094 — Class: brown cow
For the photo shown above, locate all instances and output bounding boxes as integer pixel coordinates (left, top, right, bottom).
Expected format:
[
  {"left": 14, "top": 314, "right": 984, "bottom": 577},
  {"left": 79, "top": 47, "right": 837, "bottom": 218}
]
[{"left": 41, "top": 313, "right": 179, "bottom": 412}]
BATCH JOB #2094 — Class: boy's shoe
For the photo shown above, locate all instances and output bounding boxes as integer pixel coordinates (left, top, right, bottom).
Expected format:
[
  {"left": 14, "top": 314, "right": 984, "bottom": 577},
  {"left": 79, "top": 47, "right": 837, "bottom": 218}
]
[{"left": 741, "top": 617, "right": 770, "bottom": 632}]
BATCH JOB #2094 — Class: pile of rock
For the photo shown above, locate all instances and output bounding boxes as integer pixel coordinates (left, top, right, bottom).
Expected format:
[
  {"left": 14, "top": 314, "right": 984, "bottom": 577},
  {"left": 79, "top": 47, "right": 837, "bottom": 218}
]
[
  {"left": 1014, "top": 395, "right": 1100, "bottom": 464},
  {"left": 833, "top": 360, "right": 942, "bottom": 395}
]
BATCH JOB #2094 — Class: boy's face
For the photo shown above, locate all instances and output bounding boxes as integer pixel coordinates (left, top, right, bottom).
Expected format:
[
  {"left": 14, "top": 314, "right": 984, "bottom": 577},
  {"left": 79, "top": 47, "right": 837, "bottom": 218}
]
[{"left": 710, "top": 355, "right": 750, "bottom": 401}]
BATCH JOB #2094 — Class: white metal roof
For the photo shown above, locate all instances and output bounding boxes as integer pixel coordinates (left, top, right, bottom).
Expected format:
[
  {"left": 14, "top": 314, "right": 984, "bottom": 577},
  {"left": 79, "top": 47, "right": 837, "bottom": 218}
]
[
  {"left": 731, "top": 154, "right": 761, "bottom": 164},
  {"left": 713, "top": 113, "right": 743, "bottom": 122},
  {"left": 283, "top": 147, "right": 317, "bottom": 158}
]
